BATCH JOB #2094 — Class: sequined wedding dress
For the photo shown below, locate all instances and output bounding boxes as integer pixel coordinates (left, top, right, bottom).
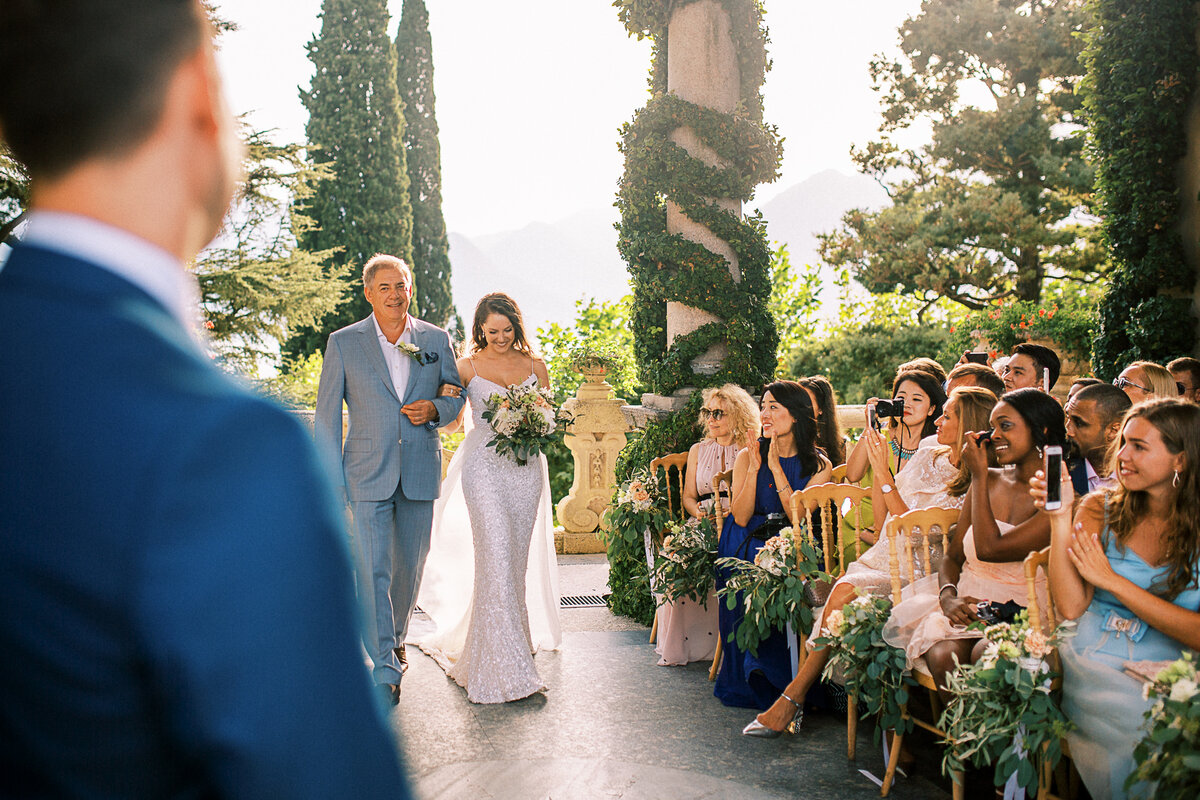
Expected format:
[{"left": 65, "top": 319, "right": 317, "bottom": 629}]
[{"left": 416, "top": 374, "right": 561, "bottom": 703}]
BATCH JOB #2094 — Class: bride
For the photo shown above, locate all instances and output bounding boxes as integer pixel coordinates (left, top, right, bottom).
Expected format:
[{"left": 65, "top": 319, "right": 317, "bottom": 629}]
[{"left": 416, "top": 293, "right": 561, "bottom": 703}]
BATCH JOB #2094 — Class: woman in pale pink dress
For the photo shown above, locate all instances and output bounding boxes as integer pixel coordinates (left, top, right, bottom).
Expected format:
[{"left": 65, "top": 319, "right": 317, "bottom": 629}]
[
  {"left": 883, "top": 388, "right": 1062, "bottom": 702},
  {"left": 655, "top": 384, "right": 758, "bottom": 666}
]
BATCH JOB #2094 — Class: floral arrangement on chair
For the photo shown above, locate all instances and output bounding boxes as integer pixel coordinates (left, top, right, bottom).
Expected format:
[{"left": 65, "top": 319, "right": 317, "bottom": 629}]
[
  {"left": 815, "top": 593, "right": 914, "bottom": 742},
  {"left": 481, "top": 383, "right": 569, "bottom": 466},
  {"left": 604, "top": 469, "right": 672, "bottom": 541},
  {"left": 938, "top": 611, "right": 1075, "bottom": 796},
  {"left": 1127, "top": 651, "right": 1200, "bottom": 799},
  {"left": 716, "top": 528, "right": 825, "bottom": 656},
  {"left": 653, "top": 516, "right": 719, "bottom": 606}
]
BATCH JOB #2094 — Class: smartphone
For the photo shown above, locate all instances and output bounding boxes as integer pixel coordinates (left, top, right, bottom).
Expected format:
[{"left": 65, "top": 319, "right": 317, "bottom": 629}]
[
  {"left": 866, "top": 403, "right": 878, "bottom": 431},
  {"left": 1042, "top": 367, "right": 1051, "bottom": 393},
  {"left": 977, "top": 428, "right": 994, "bottom": 445},
  {"left": 966, "top": 352, "right": 989, "bottom": 365},
  {"left": 1044, "top": 445, "right": 1063, "bottom": 510}
]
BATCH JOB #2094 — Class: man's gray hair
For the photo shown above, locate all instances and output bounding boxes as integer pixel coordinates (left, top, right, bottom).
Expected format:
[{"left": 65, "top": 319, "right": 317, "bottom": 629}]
[{"left": 362, "top": 253, "right": 414, "bottom": 287}]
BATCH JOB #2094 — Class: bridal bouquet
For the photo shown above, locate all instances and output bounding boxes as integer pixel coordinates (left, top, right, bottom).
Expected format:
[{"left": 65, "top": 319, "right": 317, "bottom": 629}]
[
  {"left": 815, "top": 593, "right": 914, "bottom": 742},
  {"left": 1127, "top": 652, "right": 1200, "bottom": 799},
  {"left": 939, "top": 611, "right": 1075, "bottom": 795},
  {"left": 653, "top": 516, "right": 718, "bottom": 605},
  {"left": 716, "top": 527, "right": 825, "bottom": 656},
  {"left": 481, "top": 383, "right": 565, "bottom": 466}
]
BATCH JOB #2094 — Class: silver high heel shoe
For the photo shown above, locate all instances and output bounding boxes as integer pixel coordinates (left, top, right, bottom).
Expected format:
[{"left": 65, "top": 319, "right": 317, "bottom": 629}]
[{"left": 741, "top": 692, "right": 803, "bottom": 738}]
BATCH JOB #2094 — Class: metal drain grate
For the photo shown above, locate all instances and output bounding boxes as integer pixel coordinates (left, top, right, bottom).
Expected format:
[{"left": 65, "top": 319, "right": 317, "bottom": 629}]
[{"left": 559, "top": 594, "right": 610, "bottom": 609}]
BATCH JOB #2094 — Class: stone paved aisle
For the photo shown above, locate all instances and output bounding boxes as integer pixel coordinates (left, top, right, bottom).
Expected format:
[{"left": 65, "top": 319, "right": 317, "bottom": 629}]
[{"left": 389, "top": 556, "right": 952, "bottom": 800}]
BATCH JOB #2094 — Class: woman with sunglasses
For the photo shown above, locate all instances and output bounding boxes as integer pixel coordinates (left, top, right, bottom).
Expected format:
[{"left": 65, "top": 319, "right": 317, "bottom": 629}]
[
  {"left": 656, "top": 385, "right": 759, "bottom": 667},
  {"left": 1030, "top": 398, "right": 1200, "bottom": 799},
  {"left": 1115, "top": 361, "right": 1181, "bottom": 404}
]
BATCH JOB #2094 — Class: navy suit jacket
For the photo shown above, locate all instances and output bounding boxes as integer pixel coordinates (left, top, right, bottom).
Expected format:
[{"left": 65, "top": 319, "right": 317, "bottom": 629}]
[
  {"left": 1068, "top": 458, "right": 1091, "bottom": 498},
  {"left": 0, "top": 244, "right": 411, "bottom": 798}
]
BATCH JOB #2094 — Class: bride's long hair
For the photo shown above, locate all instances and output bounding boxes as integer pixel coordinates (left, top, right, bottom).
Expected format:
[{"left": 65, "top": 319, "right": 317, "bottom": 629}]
[{"left": 470, "top": 293, "right": 536, "bottom": 356}]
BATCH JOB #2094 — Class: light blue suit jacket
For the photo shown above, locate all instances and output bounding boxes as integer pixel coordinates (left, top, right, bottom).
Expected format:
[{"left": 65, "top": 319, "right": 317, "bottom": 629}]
[{"left": 315, "top": 315, "right": 464, "bottom": 502}]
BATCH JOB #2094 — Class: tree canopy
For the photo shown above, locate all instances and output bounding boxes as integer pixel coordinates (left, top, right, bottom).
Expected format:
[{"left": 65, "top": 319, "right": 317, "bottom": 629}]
[
  {"left": 820, "top": 0, "right": 1101, "bottom": 311},
  {"left": 288, "top": 0, "right": 413, "bottom": 358},
  {"left": 396, "top": 0, "right": 459, "bottom": 336}
]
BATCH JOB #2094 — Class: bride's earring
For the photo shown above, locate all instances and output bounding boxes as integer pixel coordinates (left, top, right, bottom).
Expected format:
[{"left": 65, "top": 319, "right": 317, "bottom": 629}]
[{"left": 1174, "top": 470, "right": 1181, "bottom": 488}]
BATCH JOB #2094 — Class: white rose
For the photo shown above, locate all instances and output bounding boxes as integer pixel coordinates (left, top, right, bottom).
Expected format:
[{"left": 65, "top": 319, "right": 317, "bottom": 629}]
[{"left": 1169, "top": 677, "right": 1198, "bottom": 703}]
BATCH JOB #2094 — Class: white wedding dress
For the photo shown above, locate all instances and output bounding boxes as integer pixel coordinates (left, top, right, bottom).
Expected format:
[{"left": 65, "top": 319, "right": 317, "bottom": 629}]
[{"left": 416, "top": 373, "right": 561, "bottom": 703}]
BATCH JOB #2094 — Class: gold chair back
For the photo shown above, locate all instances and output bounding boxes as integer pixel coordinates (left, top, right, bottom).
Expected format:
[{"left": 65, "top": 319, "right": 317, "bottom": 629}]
[
  {"left": 831, "top": 463, "right": 848, "bottom": 483},
  {"left": 648, "top": 451, "right": 689, "bottom": 520},
  {"left": 790, "top": 482, "right": 870, "bottom": 577},
  {"left": 711, "top": 468, "right": 733, "bottom": 531},
  {"left": 885, "top": 507, "right": 960, "bottom": 605}
]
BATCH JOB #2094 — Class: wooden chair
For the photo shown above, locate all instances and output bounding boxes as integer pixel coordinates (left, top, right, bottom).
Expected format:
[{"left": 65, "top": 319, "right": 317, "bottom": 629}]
[
  {"left": 646, "top": 452, "right": 689, "bottom": 644},
  {"left": 1024, "top": 547, "right": 1079, "bottom": 800},
  {"left": 879, "top": 507, "right": 962, "bottom": 798},
  {"left": 708, "top": 468, "right": 734, "bottom": 681},
  {"left": 791, "top": 482, "right": 870, "bottom": 579},
  {"left": 831, "top": 463, "right": 848, "bottom": 483}
]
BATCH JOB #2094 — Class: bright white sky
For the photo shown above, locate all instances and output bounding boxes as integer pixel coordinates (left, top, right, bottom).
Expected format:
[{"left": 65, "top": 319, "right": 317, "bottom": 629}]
[{"left": 215, "top": 1, "right": 923, "bottom": 238}]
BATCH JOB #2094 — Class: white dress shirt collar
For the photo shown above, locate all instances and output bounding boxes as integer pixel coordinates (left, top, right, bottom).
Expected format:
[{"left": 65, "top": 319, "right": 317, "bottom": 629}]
[
  {"left": 1084, "top": 459, "right": 1114, "bottom": 493},
  {"left": 19, "top": 211, "right": 201, "bottom": 335},
  {"left": 371, "top": 312, "right": 415, "bottom": 346}
]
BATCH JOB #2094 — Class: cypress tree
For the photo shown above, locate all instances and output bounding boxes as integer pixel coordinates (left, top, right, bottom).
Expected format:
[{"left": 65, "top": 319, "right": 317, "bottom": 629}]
[
  {"left": 288, "top": 0, "right": 413, "bottom": 358},
  {"left": 395, "top": 0, "right": 459, "bottom": 335}
]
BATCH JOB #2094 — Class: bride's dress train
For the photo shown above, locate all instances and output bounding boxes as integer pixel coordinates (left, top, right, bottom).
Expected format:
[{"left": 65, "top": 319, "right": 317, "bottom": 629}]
[{"left": 416, "top": 374, "right": 561, "bottom": 703}]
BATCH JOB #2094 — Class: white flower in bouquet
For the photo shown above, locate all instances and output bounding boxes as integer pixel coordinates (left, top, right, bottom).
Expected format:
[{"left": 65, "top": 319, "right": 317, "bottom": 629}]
[
  {"left": 823, "top": 608, "right": 846, "bottom": 638},
  {"left": 1169, "top": 677, "right": 1199, "bottom": 703}
]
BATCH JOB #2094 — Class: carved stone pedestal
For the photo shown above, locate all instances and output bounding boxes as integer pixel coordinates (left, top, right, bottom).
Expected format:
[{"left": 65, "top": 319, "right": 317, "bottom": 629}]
[{"left": 555, "top": 373, "right": 631, "bottom": 553}]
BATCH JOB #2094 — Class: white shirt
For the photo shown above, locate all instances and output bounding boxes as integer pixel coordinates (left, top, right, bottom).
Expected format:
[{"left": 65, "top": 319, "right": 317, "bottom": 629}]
[
  {"left": 1085, "top": 459, "right": 1115, "bottom": 493},
  {"left": 18, "top": 211, "right": 202, "bottom": 338},
  {"left": 373, "top": 313, "right": 415, "bottom": 400}
]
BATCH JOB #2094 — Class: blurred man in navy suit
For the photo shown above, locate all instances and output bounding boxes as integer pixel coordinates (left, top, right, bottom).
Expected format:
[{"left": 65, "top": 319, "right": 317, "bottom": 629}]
[
  {"left": 1064, "top": 384, "right": 1131, "bottom": 498},
  {"left": 0, "top": 2, "right": 411, "bottom": 797}
]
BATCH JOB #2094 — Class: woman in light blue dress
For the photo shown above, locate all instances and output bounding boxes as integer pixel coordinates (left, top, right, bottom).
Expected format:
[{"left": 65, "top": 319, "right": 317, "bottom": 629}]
[{"left": 1031, "top": 398, "right": 1200, "bottom": 799}]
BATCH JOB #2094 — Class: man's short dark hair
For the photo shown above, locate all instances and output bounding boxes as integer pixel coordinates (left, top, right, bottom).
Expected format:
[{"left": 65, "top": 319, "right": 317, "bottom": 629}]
[
  {"left": 1011, "top": 342, "right": 1061, "bottom": 390},
  {"left": 1074, "top": 384, "right": 1133, "bottom": 428},
  {"left": 1168, "top": 357, "right": 1200, "bottom": 386},
  {"left": 0, "top": 1, "right": 204, "bottom": 179},
  {"left": 1071, "top": 377, "right": 1103, "bottom": 391},
  {"left": 947, "top": 362, "right": 1005, "bottom": 397}
]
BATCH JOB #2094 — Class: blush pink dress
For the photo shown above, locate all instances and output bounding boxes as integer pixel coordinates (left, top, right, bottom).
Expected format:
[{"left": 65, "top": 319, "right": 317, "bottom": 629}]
[{"left": 655, "top": 438, "right": 739, "bottom": 666}]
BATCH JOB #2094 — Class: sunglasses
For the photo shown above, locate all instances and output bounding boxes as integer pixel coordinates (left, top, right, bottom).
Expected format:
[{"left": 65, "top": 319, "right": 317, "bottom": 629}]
[
  {"left": 1113, "top": 376, "right": 1151, "bottom": 393},
  {"left": 699, "top": 407, "right": 727, "bottom": 421}
]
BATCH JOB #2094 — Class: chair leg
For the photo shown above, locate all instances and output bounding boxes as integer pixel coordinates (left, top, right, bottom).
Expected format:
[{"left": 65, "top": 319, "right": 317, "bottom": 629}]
[
  {"left": 847, "top": 693, "right": 858, "bottom": 760},
  {"left": 880, "top": 725, "right": 905, "bottom": 797},
  {"left": 950, "top": 771, "right": 964, "bottom": 800},
  {"left": 649, "top": 608, "right": 659, "bottom": 644},
  {"left": 708, "top": 640, "right": 722, "bottom": 681}
]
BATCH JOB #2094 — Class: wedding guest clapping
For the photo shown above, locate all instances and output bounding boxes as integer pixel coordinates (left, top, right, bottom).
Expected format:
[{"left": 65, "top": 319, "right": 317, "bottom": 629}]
[
  {"left": 1030, "top": 398, "right": 1200, "bottom": 800},
  {"left": 742, "top": 387, "right": 997, "bottom": 737},
  {"left": 655, "top": 384, "right": 758, "bottom": 667},
  {"left": 883, "top": 388, "right": 1060, "bottom": 703},
  {"left": 714, "top": 382, "right": 832, "bottom": 710}
]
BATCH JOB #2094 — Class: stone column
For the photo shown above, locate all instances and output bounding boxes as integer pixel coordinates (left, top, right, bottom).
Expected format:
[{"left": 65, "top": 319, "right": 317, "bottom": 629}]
[
  {"left": 555, "top": 370, "right": 631, "bottom": 553},
  {"left": 650, "top": 0, "right": 741, "bottom": 406}
]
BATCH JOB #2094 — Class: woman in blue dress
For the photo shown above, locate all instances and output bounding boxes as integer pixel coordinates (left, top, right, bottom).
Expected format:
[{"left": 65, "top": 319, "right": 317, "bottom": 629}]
[
  {"left": 714, "top": 380, "right": 832, "bottom": 710},
  {"left": 1031, "top": 398, "right": 1200, "bottom": 799}
]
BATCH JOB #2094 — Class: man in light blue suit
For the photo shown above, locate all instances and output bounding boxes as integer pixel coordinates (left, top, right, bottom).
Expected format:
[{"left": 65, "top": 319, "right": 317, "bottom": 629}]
[
  {"left": 0, "top": 1, "right": 411, "bottom": 797},
  {"left": 316, "top": 255, "right": 464, "bottom": 703}
]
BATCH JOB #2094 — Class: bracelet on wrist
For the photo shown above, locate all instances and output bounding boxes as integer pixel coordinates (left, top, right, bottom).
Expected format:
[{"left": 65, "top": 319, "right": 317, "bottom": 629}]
[{"left": 938, "top": 583, "right": 958, "bottom": 598}]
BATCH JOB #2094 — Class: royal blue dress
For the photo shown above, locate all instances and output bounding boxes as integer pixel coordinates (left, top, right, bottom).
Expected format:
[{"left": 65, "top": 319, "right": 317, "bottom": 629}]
[
  {"left": 714, "top": 453, "right": 814, "bottom": 709},
  {"left": 1061, "top": 523, "right": 1200, "bottom": 800}
]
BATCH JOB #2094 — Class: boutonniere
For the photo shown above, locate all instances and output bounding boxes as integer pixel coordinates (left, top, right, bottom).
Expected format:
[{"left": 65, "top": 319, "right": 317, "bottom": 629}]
[{"left": 394, "top": 340, "right": 438, "bottom": 365}]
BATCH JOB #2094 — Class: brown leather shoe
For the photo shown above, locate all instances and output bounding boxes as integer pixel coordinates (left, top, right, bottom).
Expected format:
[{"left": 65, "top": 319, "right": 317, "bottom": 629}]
[{"left": 394, "top": 645, "right": 408, "bottom": 674}]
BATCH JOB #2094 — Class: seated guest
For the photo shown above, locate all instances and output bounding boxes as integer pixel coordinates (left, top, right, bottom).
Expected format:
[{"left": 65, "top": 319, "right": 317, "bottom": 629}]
[
  {"left": 898, "top": 356, "right": 948, "bottom": 385},
  {"left": 1030, "top": 398, "right": 1200, "bottom": 800},
  {"left": 1002, "top": 342, "right": 1061, "bottom": 393},
  {"left": 1069, "top": 376, "right": 1104, "bottom": 398},
  {"left": 946, "top": 362, "right": 1006, "bottom": 398},
  {"left": 715, "top": 381, "right": 832, "bottom": 709},
  {"left": 656, "top": 385, "right": 757, "bottom": 667},
  {"left": 742, "top": 388, "right": 997, "bottom": 736},
  {"left": 800, "top": 375, "right": 846, "bottom": 466},
  {"left": 1115, "top": 361, "right": 1181, "bottom": 404},
  {"left": 1168, "top": 356, "right": 1200, "bottom": 403},
  {"left": 1065, "top": 384, "right": 1131, "bottom": 497},
  {"left": 883, "top": 388, "right": 1061, "bottom": 703},
  {"left": 845, "top": 370, "right": 947, "bottom": 547}
]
